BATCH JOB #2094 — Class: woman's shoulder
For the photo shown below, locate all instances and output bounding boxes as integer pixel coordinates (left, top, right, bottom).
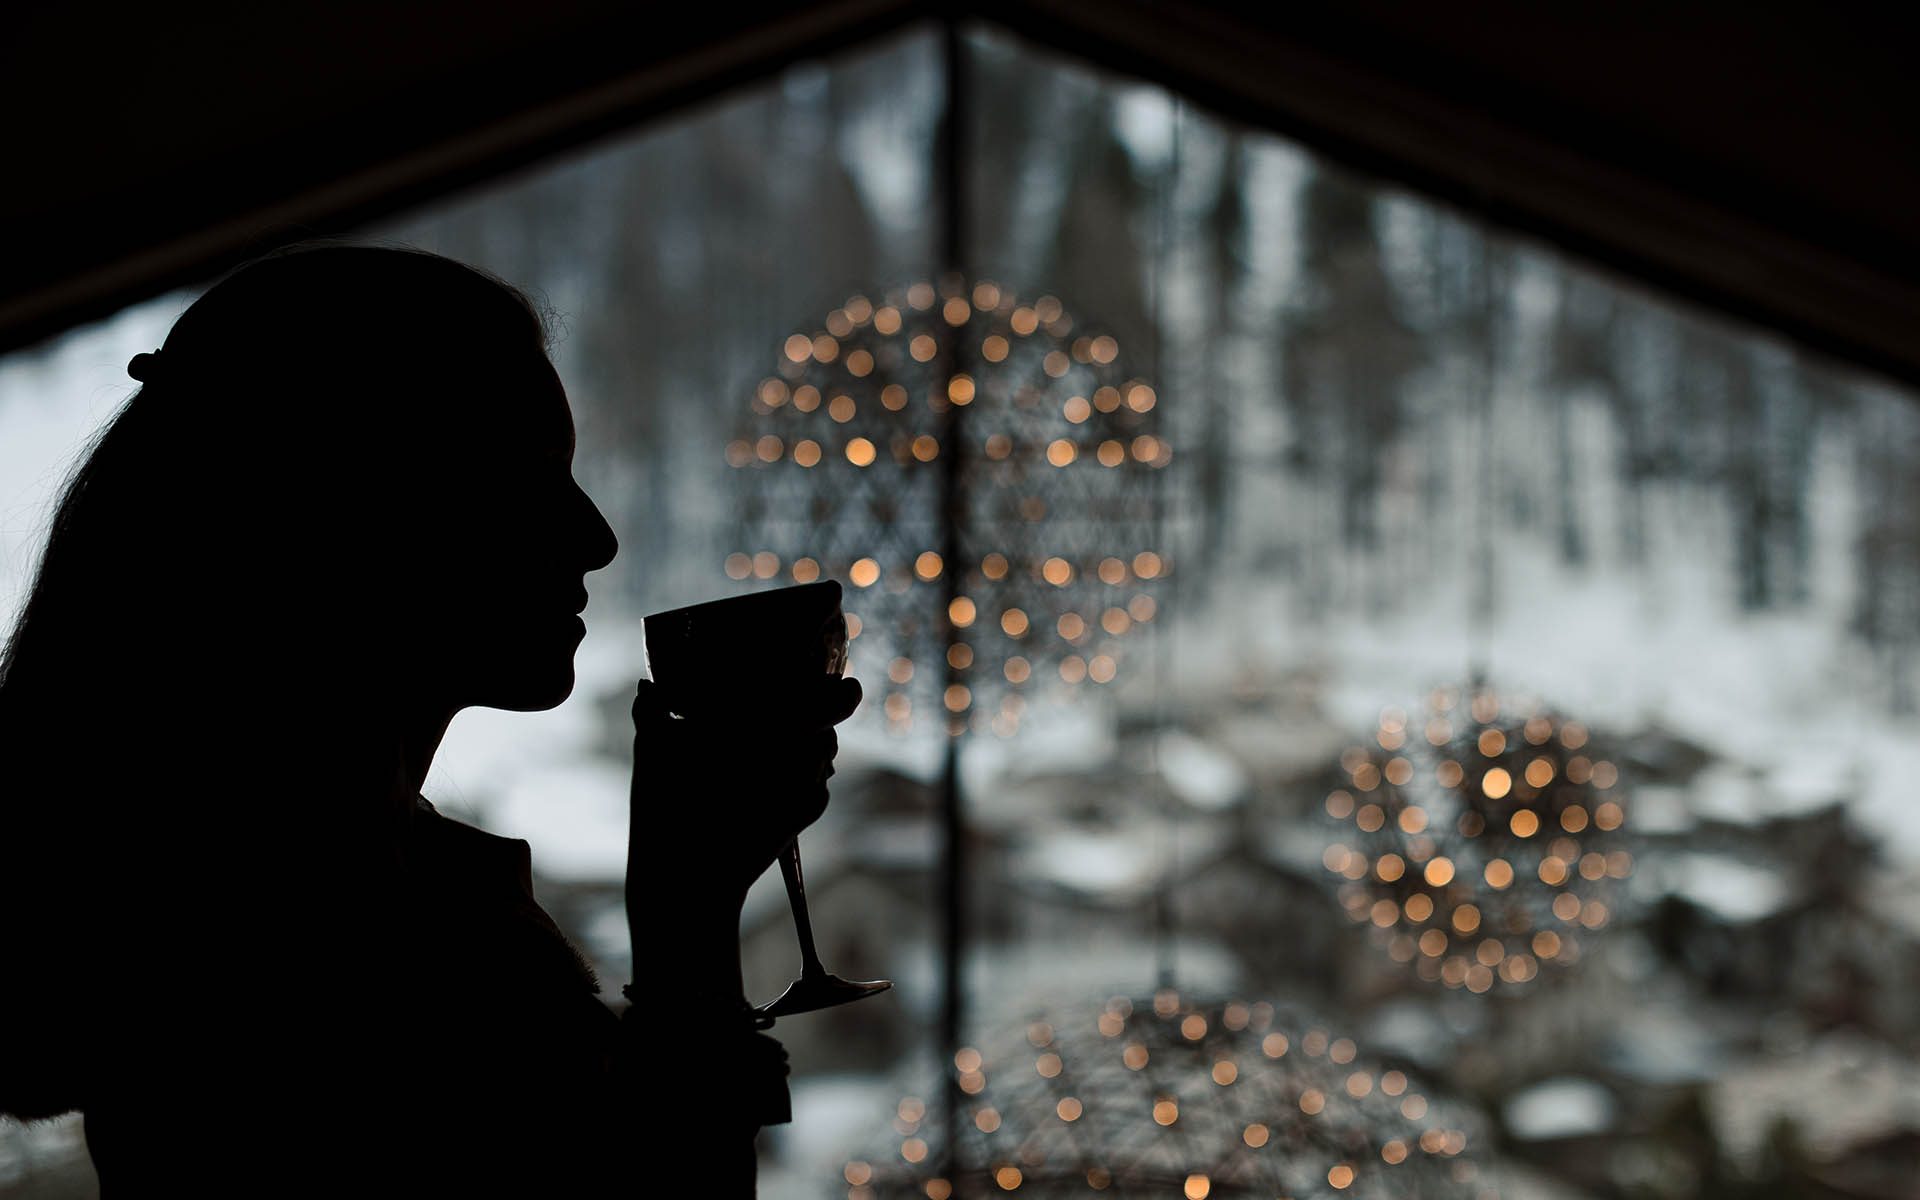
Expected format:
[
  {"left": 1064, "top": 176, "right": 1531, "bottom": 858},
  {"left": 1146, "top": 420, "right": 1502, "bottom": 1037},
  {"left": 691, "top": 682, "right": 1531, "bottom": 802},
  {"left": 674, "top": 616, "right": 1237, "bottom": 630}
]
[
  {"left": 406, "top": 794, "right": 608, "bottom": 1001},
  {"left": 408, "top": 793, "right": 537, "bottom": 893}
]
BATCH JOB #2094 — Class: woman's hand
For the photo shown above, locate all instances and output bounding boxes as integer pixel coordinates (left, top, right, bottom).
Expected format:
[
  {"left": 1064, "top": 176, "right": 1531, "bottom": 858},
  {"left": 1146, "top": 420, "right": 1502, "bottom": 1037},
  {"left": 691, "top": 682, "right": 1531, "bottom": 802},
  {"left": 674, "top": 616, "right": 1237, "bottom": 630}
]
[{"left": 625, "top": 675, "right": 863, "bottom": 940}]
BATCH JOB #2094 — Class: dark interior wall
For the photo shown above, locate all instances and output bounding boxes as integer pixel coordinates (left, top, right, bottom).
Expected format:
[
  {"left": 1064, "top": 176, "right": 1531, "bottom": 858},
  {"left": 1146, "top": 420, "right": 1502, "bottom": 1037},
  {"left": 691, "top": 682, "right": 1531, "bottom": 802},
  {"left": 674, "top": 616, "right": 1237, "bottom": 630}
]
[
  {"left": 989, "top": 1, "right": 1920, "bottom": 388},
  {"left": 4, "top": 2, "right": 1917, "bottom": 388},
  {"left": 0, "top": 0, "right": 918, "bottom": 349}
]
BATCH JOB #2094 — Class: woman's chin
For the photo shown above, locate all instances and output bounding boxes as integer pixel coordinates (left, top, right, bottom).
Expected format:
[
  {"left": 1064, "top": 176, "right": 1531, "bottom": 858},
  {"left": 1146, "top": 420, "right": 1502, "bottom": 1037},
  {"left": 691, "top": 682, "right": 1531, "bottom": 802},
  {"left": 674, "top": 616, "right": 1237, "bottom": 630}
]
[
  {"left": 472, "top": 659, "right": 579, "bottom": 712},
  {"left": 443, "top": 622, "right": 589, "bottom": 710},
  {"left": 493, "top": 683, "right": 575, "bottom": 712}
]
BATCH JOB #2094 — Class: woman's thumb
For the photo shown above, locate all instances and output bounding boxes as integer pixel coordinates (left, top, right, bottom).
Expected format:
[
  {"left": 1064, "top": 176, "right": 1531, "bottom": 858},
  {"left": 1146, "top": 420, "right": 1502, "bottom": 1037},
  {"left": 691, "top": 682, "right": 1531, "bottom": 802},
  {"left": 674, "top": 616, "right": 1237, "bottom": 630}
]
[{"left": 631, "top": 677, "right": 676, "bottom": 727}]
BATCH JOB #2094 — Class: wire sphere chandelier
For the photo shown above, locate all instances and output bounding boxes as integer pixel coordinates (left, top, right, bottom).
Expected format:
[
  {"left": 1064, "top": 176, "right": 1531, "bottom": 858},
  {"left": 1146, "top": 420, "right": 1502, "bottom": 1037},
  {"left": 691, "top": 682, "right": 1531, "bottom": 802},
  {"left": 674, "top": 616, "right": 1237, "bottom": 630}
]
[
  {"left": 844, "top": 990, "right": 1494, "bottom": 1199},
  {"left": 723, "top": 277, "right": 1171, "bottom": 737},
  {"left": 1319, "top": 684, "right": 1633, "bottom": 992}
]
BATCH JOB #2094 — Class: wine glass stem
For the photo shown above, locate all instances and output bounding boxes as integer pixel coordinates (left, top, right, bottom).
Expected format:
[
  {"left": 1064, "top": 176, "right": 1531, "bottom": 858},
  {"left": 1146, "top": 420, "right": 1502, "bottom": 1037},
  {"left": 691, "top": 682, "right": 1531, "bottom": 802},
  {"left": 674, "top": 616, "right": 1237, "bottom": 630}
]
[{"left": 779, "top": 837, "right": 828, "bottom": 977}]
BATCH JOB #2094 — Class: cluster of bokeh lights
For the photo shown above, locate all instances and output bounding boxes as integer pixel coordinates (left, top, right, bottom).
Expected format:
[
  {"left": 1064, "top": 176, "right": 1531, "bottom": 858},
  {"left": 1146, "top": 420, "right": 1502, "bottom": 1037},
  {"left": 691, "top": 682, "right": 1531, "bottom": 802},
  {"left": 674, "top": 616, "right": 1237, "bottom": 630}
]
[
  {"left": 846, "top": 991, "right": 1489, "bottom": 1198},
  {"left": 725, "top": 279, "right": 1169, "bottom": 736},
  {"left": 1321, "top": 686, "right": 1632, "bottom": 992}
]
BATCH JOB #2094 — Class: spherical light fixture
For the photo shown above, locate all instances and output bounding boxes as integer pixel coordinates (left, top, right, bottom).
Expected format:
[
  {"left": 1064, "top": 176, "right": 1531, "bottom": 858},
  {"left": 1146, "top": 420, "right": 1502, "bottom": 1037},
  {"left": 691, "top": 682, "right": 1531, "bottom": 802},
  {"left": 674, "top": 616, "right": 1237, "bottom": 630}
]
[
  {"left": 726, "top": 279, "right": 1171, "bottom": 737},
  {"left": 1321, "top": 685, "right": 1633, "bottom": 991},
  {"left": 845, "top": 991, "right": 1494, "bottom": 1198}
]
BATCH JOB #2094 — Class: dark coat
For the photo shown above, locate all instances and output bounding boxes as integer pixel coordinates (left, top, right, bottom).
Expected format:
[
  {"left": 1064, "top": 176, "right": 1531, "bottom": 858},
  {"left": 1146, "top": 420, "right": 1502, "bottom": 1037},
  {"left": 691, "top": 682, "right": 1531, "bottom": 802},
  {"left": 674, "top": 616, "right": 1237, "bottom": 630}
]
[{"left": 64, "top": 796, "right": 786, "bottom": 1196}]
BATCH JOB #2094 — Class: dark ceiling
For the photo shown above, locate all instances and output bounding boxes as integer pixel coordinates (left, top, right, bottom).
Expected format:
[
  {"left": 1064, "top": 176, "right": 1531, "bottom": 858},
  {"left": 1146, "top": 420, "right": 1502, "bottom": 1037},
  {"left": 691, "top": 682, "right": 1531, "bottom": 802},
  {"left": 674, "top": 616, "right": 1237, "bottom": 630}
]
[{"left": 5, "top": 1, "right": 1917, "bottom": 387}]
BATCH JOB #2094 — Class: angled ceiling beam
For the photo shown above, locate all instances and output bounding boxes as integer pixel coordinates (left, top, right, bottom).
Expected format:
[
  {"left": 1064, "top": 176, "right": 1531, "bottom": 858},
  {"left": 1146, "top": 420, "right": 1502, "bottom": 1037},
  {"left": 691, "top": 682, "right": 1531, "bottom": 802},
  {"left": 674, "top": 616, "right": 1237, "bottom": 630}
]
[
  {"left": 983, "top": 1, "right": 1920, "bottom": 389},
  {"left": 5, "top": 2, "right": 1917, "bottom": 390},
  {"left": 0, "top": 1, "right": 920, "bottom": 355}
]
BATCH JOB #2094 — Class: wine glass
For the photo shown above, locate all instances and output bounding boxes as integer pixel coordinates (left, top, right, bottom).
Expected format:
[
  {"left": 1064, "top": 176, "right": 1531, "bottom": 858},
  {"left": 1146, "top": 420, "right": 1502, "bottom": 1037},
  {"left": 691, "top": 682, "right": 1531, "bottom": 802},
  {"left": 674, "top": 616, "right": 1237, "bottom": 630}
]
[{"left": 643, "top": 579, "right": 892, "bottom": 1022}]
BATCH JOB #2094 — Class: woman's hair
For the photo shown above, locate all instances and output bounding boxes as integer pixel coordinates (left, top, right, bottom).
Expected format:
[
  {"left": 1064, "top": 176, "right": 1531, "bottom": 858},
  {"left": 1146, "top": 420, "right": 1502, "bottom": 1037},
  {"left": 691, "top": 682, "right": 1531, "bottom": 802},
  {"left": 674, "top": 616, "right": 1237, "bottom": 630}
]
[{"left": 0, "top": 243, "right": 551, "bottom": 1118}]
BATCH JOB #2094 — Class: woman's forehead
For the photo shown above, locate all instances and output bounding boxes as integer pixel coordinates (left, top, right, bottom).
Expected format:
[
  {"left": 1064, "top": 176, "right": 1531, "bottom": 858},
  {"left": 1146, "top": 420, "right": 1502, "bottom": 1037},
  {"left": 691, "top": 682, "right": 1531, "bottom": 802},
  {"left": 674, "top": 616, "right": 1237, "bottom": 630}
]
[
  {"left": 462, "top": 350, "right": 573, "bottom": 452},
  {"left": 528, "top": 355, "right": 575, "bottom": 450}
]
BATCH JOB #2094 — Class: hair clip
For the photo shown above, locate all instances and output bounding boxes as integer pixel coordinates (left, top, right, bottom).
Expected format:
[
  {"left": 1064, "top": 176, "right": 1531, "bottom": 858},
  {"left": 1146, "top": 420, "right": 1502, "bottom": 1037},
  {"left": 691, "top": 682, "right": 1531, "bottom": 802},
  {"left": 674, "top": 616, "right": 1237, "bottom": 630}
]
[{"left": 127, "top": 351, "right": 161, "bottom": 383}]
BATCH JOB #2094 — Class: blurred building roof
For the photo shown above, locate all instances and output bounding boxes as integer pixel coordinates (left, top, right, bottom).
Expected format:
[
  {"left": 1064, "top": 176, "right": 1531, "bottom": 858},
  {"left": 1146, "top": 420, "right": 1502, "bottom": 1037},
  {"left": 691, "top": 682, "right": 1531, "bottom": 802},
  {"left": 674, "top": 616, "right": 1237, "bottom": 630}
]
[{"left": 6, "top": 3, "right": 1919, "bottom": 387}]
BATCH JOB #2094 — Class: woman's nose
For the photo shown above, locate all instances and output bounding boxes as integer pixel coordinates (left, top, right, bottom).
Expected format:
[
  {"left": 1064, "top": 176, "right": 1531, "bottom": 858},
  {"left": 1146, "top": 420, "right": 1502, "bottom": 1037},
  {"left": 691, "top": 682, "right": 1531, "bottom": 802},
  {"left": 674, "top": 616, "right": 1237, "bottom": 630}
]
[{"left": 573, "top": 480, "right": 618, "bottom": 572}]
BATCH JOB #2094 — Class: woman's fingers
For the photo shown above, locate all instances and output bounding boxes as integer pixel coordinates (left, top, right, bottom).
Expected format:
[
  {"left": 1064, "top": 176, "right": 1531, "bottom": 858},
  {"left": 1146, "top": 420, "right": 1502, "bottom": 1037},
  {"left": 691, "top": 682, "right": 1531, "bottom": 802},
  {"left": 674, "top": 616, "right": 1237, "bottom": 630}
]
[
  {"left": 796, "top": 778, "right": 832, "bottom": 832},
  {"left": 633, "top": 675, "right": 862, "bottom": 736},
  {"left": 627, "top": 679, "right": 848, "bottom": 899},
  {"left": 631, "top": 677, "right": 674, "bottom": 726},
  {"left": 825, "top": 676, "right": 863, "bottom": 726},
  {"left": 786, "top": 676, "right": 864, "bottom": 730}
]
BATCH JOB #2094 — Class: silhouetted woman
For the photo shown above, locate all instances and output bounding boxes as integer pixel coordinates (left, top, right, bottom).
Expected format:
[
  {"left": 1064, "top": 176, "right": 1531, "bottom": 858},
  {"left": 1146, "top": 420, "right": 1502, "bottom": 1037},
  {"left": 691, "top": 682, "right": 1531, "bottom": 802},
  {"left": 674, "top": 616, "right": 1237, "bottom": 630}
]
[{"left": 0, "top": 244, "right": 858, "bottom": 1193}]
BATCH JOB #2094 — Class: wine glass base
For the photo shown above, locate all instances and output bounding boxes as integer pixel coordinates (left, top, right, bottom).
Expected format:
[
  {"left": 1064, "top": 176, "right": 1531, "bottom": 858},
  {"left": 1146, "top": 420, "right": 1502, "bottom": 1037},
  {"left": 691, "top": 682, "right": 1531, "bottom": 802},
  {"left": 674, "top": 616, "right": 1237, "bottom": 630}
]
[{"left": 754, "top": 973, "right": 893, "bottom": 1021}]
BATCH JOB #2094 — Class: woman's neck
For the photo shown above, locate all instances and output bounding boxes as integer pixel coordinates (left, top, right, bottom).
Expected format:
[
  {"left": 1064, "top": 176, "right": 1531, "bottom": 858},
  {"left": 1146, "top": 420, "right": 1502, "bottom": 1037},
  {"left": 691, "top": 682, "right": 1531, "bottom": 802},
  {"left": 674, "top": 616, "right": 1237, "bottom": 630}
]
[{"left": 396, "top": 701, "right": 458, "bottom": 798}]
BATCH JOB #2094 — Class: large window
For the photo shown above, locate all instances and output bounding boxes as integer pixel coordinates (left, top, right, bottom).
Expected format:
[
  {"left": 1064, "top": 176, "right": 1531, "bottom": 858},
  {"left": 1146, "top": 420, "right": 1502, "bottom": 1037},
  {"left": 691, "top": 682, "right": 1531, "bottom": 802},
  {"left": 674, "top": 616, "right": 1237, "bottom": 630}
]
[{"left": 5, "top": 24, "right": 1917, "bottom": 1200}]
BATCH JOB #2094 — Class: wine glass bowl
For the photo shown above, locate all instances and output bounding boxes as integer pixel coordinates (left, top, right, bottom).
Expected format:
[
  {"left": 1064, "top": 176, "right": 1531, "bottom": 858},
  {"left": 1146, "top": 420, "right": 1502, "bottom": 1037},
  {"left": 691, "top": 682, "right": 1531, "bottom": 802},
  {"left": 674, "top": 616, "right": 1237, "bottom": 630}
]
[{"left": 643, "top": 579, "right": 891, "bottom": 1024}]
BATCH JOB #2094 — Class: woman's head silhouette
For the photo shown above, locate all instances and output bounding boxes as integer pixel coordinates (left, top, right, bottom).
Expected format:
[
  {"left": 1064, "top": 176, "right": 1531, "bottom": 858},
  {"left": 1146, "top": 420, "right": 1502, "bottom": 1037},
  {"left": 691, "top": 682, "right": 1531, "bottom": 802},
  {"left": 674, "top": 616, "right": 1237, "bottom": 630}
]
[
  {"left": 0, "top": 243, "right": 619, "bottom": 1118},
  {"left": 5, "top": 242, "right": 619, "bottom": 724}
]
